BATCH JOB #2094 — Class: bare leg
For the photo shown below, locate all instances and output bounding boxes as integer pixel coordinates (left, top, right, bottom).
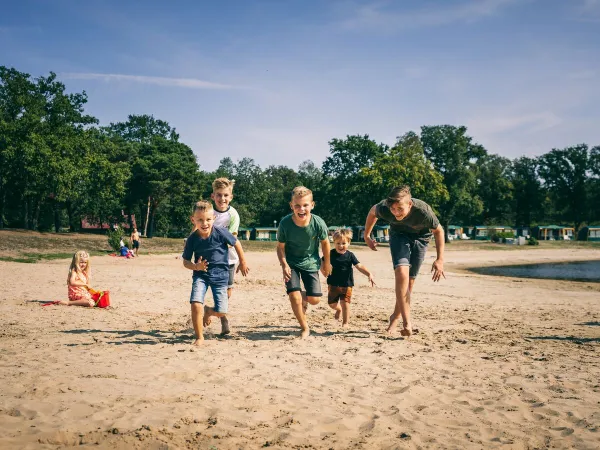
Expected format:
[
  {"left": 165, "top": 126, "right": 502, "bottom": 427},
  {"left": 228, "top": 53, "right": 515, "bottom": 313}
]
[
  {"left": 191, "top": 303, "right": 204, "bottom": 346},
  {"left": 204, "top": 306, "right": 227, "bottom": 327},
  {"left": 341, "top": 300, "right": 350, "bottom": 328},
  {"left": 220, "top": 288, "right": 232, "bottom": 335},
  {"left": 66, "top": 300, "right": 94, "bottom": 307},
  {"left": 328, "top": 301, "right": 342, "bottom": 320},
  {"left": 388, "top": 265, "right": 411, "bottom": 335},
  {"left": 289, "top": 291, "right": 310, "bottom": 338}
]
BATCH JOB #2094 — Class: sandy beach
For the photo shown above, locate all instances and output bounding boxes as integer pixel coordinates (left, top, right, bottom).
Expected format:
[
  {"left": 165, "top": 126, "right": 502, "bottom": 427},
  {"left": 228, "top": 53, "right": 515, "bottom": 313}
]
[{"left": 1, "top": 247, "right": 599, "bottom": 449}]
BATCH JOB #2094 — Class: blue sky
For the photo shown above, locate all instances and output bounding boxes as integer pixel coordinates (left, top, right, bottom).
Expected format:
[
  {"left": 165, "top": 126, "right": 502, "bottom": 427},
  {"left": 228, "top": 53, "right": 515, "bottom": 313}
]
[{"left": 1, "top": 0, "right": 599, "bottom": 171}]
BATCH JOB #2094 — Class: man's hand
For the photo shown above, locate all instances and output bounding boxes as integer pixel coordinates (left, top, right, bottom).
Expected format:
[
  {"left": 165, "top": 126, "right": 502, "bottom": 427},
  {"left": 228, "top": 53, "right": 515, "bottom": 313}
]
[
  {"left": 237, "top": 261, "right": 250, "bottom": 277},
  {"left": 195, "top": 257, "right": 208, "bottom": 272},
  {"left": 365, "top": 236, "right": 378, "bottom": 251},
  {"left": 320, "top": 261, "right": 332, "bottom": 277},
  {"left": 431, "top": 259, "right": 446, "bottom": 282},
  {"left": 281, "top": 264, "right": 292, "bottom": 282}
]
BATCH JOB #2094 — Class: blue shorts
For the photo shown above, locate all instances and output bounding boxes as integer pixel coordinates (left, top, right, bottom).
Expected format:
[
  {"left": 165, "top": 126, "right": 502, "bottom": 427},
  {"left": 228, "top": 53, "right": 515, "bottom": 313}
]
[
  {"left": 190, "top": 277, "right": 229, "bottom": 313},
  {"left": 227, "top": 264, "right": 235, "bottom": 288},
  {"left": 389, "top": 234, "right": 429, "bottom": 278}
]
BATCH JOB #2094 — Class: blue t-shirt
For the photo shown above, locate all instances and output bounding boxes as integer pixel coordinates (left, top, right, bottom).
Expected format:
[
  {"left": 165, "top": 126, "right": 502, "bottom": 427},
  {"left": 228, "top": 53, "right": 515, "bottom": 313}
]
[{"left": 182, "top": 226, "right": 238, "bottom": 285}]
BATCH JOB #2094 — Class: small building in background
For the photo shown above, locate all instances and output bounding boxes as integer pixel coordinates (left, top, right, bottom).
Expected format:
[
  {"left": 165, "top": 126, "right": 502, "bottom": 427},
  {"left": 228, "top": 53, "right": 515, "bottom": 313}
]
[
  {"left": 532, "top": 225, "right": 575, "bottom": 241},
  {"left": 577, "top": 226, "right": 600, "bottom": 242},
  {"left": 237, "top": 227, "right": 252, "bottom": 240},
  {"left": 472, "top": 225, "right": 514, "bottom": 240},
  {"left": 253, "top": 226, "right": 278, "bottom": 241},
  {"left": 448, "top": 225, "right": 463, "bottom": 240}
]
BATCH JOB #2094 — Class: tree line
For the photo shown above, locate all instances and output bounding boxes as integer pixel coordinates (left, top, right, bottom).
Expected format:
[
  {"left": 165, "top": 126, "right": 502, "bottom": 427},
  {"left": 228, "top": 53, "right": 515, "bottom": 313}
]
[{"left": 1, "top": 66, "right": 599, "bottom": 239}]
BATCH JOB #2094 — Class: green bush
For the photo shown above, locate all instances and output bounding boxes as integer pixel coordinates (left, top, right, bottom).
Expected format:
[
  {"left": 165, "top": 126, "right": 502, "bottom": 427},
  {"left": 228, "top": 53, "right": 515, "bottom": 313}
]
[
  {"left": 107, "top": 229, "right": 128, "bottom": 251},
  {"left": 527, "top": 237, "right": 539, "bottom": 246}
]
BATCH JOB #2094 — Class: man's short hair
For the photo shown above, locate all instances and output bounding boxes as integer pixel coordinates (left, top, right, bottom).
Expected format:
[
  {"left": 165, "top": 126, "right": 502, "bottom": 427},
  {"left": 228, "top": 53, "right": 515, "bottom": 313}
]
[
  {"left": 291, "top": 186, "right": 313, "bottom": 200},
  {"left": 332, "top": 228, "right": 353, "bottom": 242},
  {"left": 212, "top": 177, "right": 235, "bottom": 192},
  {"left": 386, "top": 185, "right": 412, "bottom": 206},
  {"left": 193, "top": 200, "right": 214, "bottom": 213}
]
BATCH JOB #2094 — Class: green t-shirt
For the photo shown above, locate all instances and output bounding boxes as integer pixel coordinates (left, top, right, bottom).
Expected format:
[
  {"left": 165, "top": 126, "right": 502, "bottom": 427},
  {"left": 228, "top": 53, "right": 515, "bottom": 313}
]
[
  {"left": 375, "top": 198, "right": 440, "bottom": 242},
  {"left": 277, "top": 213, "right": 328, "bottom": 272}
]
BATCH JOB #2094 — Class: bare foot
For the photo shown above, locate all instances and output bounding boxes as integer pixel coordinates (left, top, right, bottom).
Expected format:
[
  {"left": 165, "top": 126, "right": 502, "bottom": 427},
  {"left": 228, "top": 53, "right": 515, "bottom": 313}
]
[
  {"left": 203, "top": 305, "right": 212, "bottom": 327},
  {"left": 400, "top": 328, "right": 412, "bottom": 337},
  {"left": 299, "top": 328, "right": 310, "bottom": 339},
  {"left": 386, "top": 314, "right": 401, "bottom": 334},
  {"left": 192, "top": 338, "right": 204, "bottom": 346},
  {"left": 220, "top": 316, "right": 231, "bottom": 335},
  {"left": 334, "top": 308, "right": 341, "bottom": 320},
  {"left": 342, "top": 322, "right": 350, "bottom": 329}
]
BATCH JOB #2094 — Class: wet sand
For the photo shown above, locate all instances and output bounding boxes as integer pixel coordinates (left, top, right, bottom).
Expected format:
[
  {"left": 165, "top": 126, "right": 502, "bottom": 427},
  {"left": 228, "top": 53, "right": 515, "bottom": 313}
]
[{"left": 0, "top": 247, "right": 599, "bottom": 449}]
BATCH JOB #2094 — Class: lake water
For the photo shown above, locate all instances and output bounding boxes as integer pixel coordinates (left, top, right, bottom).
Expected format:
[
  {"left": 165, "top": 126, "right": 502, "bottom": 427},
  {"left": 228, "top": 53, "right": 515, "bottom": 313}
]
[{"left": 470, "top": 260, "right": 600, "bottom": 282}]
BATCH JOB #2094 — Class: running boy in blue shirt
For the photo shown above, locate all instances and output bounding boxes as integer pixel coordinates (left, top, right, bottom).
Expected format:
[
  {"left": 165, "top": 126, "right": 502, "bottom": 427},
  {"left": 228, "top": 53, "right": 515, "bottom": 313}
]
[
  {"left": 183, "top": 200, "right": 250, "bottom": 346},
  {"left": 277, "top": 186, "right": 332, "bottom": 339}
]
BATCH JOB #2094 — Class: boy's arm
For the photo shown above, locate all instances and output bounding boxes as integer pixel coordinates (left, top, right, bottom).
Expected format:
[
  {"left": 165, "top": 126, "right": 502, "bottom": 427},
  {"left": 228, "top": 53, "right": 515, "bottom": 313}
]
[
  {"left": 233, "top": 240, "right": 249, "bottom": 276},
  {"left": 431, "top": 224, "right": 446, "bottom": 282},
  {"left": 364, "top": 205, "right": 379, "bottom": 250},
  {"left": 182, "top": 258, "right": 207, "bottom": 272},
  {"left": 355, "top": 263, "right": 376, "bottom": 286},
  {"left": 320, "top": 239, "right": 332, "bottom": 277},
  {"left": 277, "top": 242, "right": 292, "bottom": 282}
]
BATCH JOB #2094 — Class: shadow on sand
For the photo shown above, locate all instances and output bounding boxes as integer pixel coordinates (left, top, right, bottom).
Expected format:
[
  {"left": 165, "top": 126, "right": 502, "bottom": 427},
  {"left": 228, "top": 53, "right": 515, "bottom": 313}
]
[
  {"left": 526, "top": 335, "right": 600, "bottom": 344},
  {"left": 60, "top": 324, "right": 374, "bottom": 345}
]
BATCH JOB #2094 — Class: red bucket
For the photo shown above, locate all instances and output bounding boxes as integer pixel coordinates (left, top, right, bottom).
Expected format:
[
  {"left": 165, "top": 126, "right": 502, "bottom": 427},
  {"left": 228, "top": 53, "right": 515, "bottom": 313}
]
[{"left": 92, "top": 290, "right": 111, "bottom": 308}]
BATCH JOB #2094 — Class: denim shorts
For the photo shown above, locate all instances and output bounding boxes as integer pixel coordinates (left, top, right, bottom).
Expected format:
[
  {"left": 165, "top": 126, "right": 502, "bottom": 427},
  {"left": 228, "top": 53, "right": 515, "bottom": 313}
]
[
  {"left": 227, "top": 264, "right": 235, "bottom": 288},
  {"left": 285, "top": 268, "right": 322, "bottom": 297},
  {"left": 389, "top": 233, "right": 429, "bottom": 278},
  {"left": 190, "top": 276, "right": 229, "bottom": 313}
]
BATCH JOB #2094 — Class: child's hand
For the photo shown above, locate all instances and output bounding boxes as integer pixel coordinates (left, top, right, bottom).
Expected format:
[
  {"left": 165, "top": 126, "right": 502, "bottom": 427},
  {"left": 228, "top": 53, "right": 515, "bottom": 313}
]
[
  {"left": 368, "top": 275, "right": 376, "bottom": 287},
  {"left": 320, "top": 262, "right": 332, "bottom": 277},
  {"left": 237, "top": 261, "right": 250, "bottom": 277},
  {"left": 281, "top": 264, "right": 292, "bottom": 282},
  {"left": 195, "top": 257, "right": 208, "bottom": 271}
]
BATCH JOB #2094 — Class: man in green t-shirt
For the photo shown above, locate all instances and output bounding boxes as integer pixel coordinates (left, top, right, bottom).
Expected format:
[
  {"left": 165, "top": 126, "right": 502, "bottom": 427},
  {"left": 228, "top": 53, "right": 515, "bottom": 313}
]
[
  {"left": 277, "top": 186, "right": 332, "bottom": 339},
  {"left": 364, "top": 185, "right": 446, "bottom": 337}
]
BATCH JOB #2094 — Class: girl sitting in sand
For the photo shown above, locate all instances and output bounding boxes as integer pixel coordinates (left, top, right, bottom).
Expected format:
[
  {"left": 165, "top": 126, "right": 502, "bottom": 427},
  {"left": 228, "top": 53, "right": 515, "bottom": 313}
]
[{"left": 58, "top": 251, "right": 106, "bottom": 307}]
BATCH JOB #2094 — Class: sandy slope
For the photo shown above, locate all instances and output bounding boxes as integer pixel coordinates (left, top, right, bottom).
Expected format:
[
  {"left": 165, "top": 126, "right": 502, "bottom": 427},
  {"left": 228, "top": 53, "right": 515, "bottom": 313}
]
[{"left": 0, "top": 247, "right": 599, "bottom": 449}]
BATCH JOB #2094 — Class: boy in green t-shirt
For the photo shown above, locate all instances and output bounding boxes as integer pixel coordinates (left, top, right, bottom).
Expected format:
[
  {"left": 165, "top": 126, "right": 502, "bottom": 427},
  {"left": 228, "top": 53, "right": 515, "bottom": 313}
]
[{"left": 277, "top": 186, "right": 332, "bottom": 339}]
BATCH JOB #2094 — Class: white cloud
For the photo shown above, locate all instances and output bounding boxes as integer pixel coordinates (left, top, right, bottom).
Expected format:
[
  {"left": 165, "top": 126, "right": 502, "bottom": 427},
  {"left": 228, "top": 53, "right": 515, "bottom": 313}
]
[
  {"left": 467, "top": 112, "right": 562, "bottom": 136},
  {"left": 337, "top": 0, "right": 522, "bottom": 32},
  {"left": 61, "top": 72, "right": 241, "bottom": 90}
]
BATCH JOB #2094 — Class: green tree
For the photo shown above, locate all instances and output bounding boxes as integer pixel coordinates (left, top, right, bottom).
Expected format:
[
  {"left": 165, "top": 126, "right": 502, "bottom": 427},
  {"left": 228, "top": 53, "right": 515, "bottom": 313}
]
[
  {"left": 537, "top": 144, "right": 590, "bottom": 229},
  {"left": 510, "top": 156, "right": 545, "bottom": 227},
  {"left": 322, "top": 135, "right": 388, "bottom": 225},
  {"left": 361, "top": 132, "right": 448, "bottom": 212},
  {"left": 421, "top": 125, "right": 486, "bottom": 241},
  {"left": 475, "top": 154, "right": 513, "bottom": 225}
]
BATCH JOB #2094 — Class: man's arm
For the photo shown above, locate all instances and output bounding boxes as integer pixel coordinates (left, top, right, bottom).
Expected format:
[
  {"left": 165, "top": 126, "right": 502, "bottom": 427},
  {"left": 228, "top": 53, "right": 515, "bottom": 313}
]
[
  {"left": 277, "top": 242, "right": 292, "bottom": 282},
  {"left": 431, "top": 224, "right": 446, "bottom": 282},
  {"left": 320, "top": 239, "right": 332, "bottom": 277},
  {"left": 364, "top": 205, "right": 379, "bottom": 251}
]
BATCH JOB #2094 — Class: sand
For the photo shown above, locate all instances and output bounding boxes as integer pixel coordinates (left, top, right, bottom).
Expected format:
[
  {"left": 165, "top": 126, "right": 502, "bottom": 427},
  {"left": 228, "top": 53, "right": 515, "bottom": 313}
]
[{"left": 0, "top": 247, "right": 599, "bottom": 449}]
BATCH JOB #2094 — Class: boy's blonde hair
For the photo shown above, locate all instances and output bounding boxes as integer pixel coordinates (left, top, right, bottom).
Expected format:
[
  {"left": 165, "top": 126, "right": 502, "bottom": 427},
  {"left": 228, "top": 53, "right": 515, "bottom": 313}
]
[
  {"left": 333, "top": 228, "right": 353, "bottom": 242},
  {"left": 291, "top": 186, "right": 313, "bottom": 200},
  {"left": 212, "top": 177, "right": 235, "bottom": 192},
  {"left": 193, "top": 200, "right": 214, "bottom": 214},
  {"left": 386, "top": 185, "right": 412, "bottom": 206},
  {"left": 67, "top": 250, "right": 90, "bottom": 284}
]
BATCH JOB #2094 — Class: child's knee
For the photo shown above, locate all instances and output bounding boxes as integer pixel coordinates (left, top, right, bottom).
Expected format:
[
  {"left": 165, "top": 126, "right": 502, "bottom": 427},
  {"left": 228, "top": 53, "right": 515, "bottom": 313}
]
[
  {"left": 327, "top": 301, "right": 338, "bottom": 309},
  {"left": 306, "top": 296, "right": 320, "bottom": 305}
]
